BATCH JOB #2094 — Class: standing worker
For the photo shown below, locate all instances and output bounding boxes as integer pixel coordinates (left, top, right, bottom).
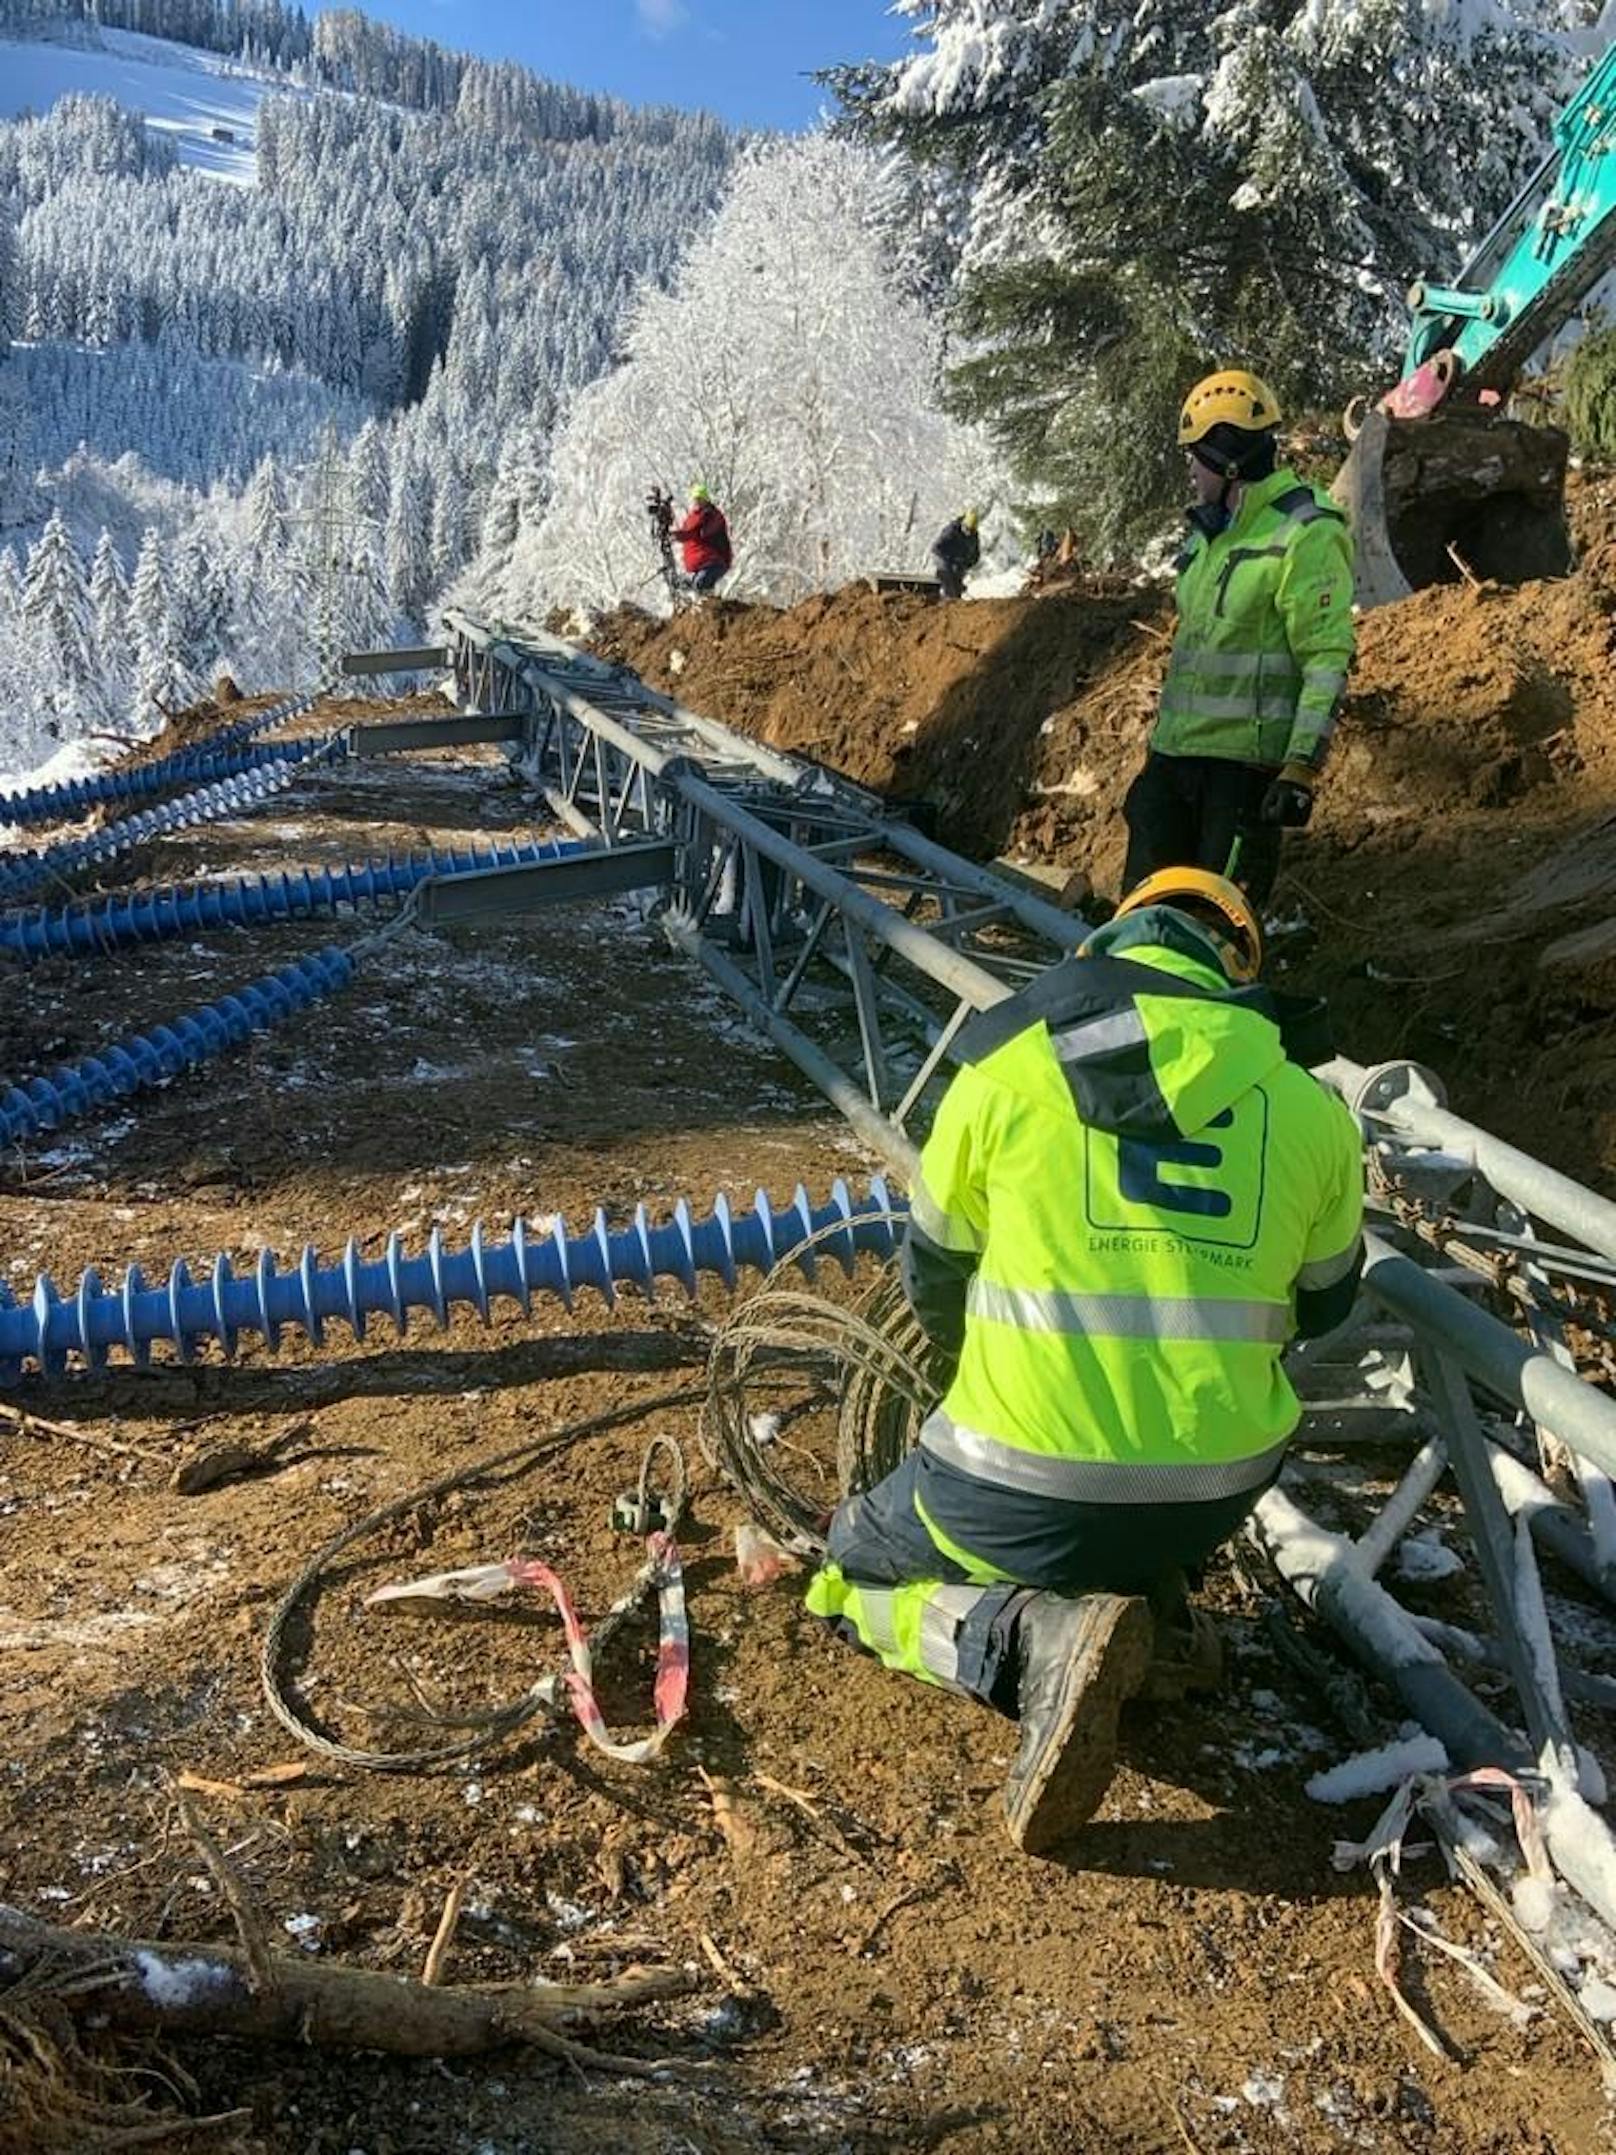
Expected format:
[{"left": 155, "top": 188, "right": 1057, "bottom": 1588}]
[
  {"left": 806, "top": 868, "right": 1364, "bottom": 1854},
  {"left": 1122, "top": 372, "right": 1355, "bottom": 906},
  {"left": 670, "top": 483, "right": 732, "bottom": 596},
  {"left": 932, "top": 508, "right": 981, "bottom": 600}
]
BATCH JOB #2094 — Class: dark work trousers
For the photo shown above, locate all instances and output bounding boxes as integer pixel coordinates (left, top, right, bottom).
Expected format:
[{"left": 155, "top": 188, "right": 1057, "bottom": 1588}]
[
  {"left": 824, "top": 1447, "right": 1272, "bottom": 1712},
  {"left": 935, "top": 562, "right": 967, "bottom": 600},
  {"left": 1122, "top": 751, "right": 1282, "bottom": 905}
]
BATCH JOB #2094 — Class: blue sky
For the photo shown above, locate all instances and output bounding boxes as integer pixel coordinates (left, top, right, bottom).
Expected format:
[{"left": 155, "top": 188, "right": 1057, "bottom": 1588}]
[{"left": 373, "top": 2, "right": 911, "bottom": 130}]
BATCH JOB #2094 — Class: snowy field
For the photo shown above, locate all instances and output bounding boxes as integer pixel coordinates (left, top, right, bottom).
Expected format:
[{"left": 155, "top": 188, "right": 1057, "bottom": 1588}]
[{"left": 0, "top": 27, "right": 273, "bottom": 181}]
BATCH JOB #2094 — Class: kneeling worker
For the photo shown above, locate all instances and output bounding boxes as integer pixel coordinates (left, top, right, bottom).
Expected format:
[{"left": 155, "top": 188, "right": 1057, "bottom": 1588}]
[
  {"left": 807, "top": 869, "right": 1364, "bottom": 1853},
  {"left": 1123, "top": 371, "right": 1355, "bottom": 905}
]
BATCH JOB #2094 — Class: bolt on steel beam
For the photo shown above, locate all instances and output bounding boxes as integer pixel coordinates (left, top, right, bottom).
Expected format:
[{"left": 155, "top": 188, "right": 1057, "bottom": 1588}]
[{"left": 1323, "top": 1055, "right": 1616, "bottom": 1266}]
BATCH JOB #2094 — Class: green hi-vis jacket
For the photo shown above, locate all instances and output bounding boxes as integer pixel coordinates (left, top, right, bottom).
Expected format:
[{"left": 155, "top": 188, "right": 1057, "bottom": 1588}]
[
  {"left": 1152, "top": 467, "right": 1356, "bottom": 771},
  {"left": 907, "top": 939, "right": 1365, "bottom": 1508}
]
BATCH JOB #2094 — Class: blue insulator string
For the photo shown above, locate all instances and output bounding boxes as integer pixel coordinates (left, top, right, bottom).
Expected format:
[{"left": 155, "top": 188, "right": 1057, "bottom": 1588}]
[
  {"left": 0, "top": 1181, "right": 908, "bottom": 1376},
  {"left": 0, "top": 689, "right": 327, "bottom": 831},
  {"left": 0, "top": 946, "right": 357, "bottom": 1154},
  {"left": 0, "top": 732, "right": 327, "bottom": 832},
  {"left": 0, "top": 735, "right": 348, "bottom": 908},
  {"left": 0, "top": 837, "right": 596, "bottom": 961}
]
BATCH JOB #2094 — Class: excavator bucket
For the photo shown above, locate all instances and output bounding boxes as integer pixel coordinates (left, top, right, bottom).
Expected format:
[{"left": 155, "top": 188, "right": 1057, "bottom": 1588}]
[{"left": 1331, "top": 407, "right": 1575, "bottom": 610}]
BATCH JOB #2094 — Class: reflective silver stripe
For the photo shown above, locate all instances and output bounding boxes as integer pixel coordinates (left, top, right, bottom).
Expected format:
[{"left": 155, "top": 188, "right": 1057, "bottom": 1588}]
[
  {"left": 908, "top": 1177, "right": 983, "bottom": 1255},
  {"left": 1297, "top": 1239, "right": 1363, "bottom": 1292},
  {"left": 966, "top": 1279, "right": 1291, "bottom": 1344},
  {"left": 921, "top": 1410, "right": 1290, "bottom": 1506},
  {"left": 917, "top": 1583, "right": 986, "bottom": 1687},
  {"left": 851, "top": 1583, "right": 900, "bottom": 1659},
  {"left": 1167, "top": 648, "right": 1269, "bottom": 680},
  {"left": 1301, "top": 667, "right": 1348, "bottom": 699},
  {"left": 1160, "top": 690, "right": 1300, "bottom": 722},
  {"left": 1050, "top": 1010, "right": 1147, "bottom": 1065}
]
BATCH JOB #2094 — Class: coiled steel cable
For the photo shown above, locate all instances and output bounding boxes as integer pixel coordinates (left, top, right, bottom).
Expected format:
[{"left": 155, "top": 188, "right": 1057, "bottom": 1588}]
[
  {"left": 260, "top": 1388, "right": 701, "bottom": 1773},
  {"left": 700, "top": 1221, "right": 943, "bottom": 1556}
]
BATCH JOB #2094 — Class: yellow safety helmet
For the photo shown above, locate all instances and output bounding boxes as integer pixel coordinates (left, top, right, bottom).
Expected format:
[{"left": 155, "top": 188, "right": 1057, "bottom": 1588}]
[
  {"left": 961, "top": 508, "right": 980, "bottom": 532},
  {"left": 1177, "top": 370, "right": 1282, "bottom": 448},
  {"left": 1113, "top": 867, "right": 1264, "bottom": 983}
]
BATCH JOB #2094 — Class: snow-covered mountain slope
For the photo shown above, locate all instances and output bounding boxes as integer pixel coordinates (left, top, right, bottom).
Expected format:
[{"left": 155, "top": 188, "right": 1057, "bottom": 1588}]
[{"left": 0, "top": 26, "right": 281, "bottom": 182}]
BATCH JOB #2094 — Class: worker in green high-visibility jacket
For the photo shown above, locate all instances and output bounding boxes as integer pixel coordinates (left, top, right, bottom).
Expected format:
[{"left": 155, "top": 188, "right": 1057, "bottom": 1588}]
[
  {"left": 1122, "top": 371, "right": 1356, "bottom": 906},
  {"left": 806, "top": 867, "right": 1364, "bottom": 1855}
]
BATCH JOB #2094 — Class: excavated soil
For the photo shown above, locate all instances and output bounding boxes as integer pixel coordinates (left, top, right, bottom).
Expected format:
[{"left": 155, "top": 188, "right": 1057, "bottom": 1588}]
[
  {"left": 591, "top": 467, "right": 1616, "bottom": 1196},
  {"left": 2, "top": 504, "right": 1616, "bottom": 2148}
]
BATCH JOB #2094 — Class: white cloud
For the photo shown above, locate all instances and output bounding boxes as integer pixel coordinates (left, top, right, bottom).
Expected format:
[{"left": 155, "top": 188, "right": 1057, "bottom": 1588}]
[{"left": 636, "top": 0, "right": 689, "bottom": 36}]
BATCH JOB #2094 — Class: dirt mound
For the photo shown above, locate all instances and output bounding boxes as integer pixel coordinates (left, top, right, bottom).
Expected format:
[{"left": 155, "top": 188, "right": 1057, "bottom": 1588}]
[
  {"left": 591, "top": 583, "right": 1144, "bottom": 858},
  {"left": 591, "top": 521, "right": 1616, "bottom": 1189}
]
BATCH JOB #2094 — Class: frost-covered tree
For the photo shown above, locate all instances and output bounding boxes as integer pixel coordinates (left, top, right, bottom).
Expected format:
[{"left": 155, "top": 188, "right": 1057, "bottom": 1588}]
[
  {"left": 0, "top": 360, "right": 35, "bottom": 532},
  {"left": 828, "top": 0, "right": 1589, "bottom": 553},
  {"left": 171, "top": 530, "right": 232, "bottom": 684},
  {"left": 90, "top": 526, "right": 131, "bottom": 714},
  {"left": 245, "top": 456, "right": 291, "bottom": 559},
  {"left": 347, "top": 418, "right": 390, "bottom": 530},
  {"left": 486, "top": 136, "right": 999, "bottom": 616},
  {"left": 21, "top": 508, "right": 95, "bottom": 692},
  {"left": 384, "top": 461, "right": 434, "bottom": 623},
  {"left": 127, "top": 526, "right": 174, "bottom": 724}
]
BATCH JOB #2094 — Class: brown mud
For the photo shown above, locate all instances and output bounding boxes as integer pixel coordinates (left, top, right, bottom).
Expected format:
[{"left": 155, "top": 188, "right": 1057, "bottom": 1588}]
[
  {"left": 0, "top": 497, "right": 1614, "bottom": 2147},
  {"left": 592, "top": 468, "right": 1616, "bottom": 1198}
]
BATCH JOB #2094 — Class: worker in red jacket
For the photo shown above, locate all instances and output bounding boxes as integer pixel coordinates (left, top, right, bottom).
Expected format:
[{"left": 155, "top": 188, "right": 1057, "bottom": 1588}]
[{"left": 671, "top": 484, "right": 732, "bottom": 594}]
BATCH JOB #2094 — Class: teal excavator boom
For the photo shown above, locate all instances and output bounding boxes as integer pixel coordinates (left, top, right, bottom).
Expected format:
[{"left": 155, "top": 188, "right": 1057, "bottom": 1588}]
[{"left": 1335, "top": 35, "right": 1616, "bottom": 607}]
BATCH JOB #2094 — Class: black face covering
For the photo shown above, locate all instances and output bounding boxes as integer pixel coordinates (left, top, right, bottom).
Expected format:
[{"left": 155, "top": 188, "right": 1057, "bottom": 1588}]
[{"left": 1185, "top": 423, "right": 1276, "bottom": 537}]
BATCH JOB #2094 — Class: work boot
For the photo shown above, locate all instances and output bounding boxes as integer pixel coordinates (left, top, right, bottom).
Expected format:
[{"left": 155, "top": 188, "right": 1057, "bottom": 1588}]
[
  {"left": 1003, "top": 1593, "right": 1153, "bottom": 1855},
  {"left": 1140, "top": 1569, "right": 1224, "bottom": 1702}
]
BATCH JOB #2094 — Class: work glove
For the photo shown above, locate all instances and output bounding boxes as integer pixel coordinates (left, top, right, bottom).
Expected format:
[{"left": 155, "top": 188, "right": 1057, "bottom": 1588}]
[{"left": 1260, "top": 761, "right": 1318, "bottom": 828}]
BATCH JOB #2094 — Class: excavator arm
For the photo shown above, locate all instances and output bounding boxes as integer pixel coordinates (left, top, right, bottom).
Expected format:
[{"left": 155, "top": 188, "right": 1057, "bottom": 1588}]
[
  {"left": 1407, "top": 37, "right": 1616, "bottom": 392},
  {"left": 1335, "top": 37, "right": 1616, "bottom": 607}
]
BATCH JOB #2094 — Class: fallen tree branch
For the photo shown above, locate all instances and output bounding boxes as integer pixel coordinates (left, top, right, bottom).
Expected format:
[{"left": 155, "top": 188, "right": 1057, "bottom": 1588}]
[
  {"left": 0, "top": 1906, "right": 695, "bottom": 2065},
  {"left": 171, "top": 1787, "right": 276, "bottom": 2000},
  {"left": 421, "top": 1880, "right": 466, "bottom": 1988}
]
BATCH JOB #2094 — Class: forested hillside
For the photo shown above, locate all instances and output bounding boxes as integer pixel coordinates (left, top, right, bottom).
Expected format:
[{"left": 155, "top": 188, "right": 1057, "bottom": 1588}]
[{"left": 0, "top": 3, "right": 734, "bottom": 776}]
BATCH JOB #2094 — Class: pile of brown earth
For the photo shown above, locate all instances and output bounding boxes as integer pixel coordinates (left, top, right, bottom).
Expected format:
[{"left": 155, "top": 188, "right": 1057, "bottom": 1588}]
[{"left": 590, "top": 468, "right": 1616, "bottom": 1190}]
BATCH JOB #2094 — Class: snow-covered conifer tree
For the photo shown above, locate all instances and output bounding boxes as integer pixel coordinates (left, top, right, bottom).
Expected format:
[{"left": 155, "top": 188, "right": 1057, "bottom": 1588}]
[
  {"left": 245, "top": 457, "right": 291, "bottom": 559},
  {"left": 127, "top": 526, "right": 174, "bottom": 726},
  {"left": 384, "top": 462, "right": 434, "bottom": 624},
  {"left": 21, "top": 508, "right": 96, "bottom": 693},
  {"left": 829, "top": 0, "right": 1586, "bottom": 552},
  {"left": 487, "top": 136, "right": 997, "bottom": 616},
  {"left": 90, "top": 527, "right": 131, "bottom": 714}
]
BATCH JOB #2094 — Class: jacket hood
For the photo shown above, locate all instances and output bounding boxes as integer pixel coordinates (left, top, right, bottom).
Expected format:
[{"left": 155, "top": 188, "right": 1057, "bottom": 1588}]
[{"left": 1041, "top": 934, "right": 1287, "bottom": 1143}]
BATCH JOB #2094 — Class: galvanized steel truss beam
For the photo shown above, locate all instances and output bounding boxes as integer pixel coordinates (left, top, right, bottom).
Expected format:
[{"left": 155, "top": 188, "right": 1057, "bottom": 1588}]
[
  {"left": 444, "top": 612, "right": 1089, "bottom": 1158},
  {"left": 443, "top": 615, "right": 1616, "bottom": 1932}
]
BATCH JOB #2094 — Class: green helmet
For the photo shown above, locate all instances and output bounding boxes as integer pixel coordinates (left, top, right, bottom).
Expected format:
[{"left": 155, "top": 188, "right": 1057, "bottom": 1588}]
[{"left": 691, "top": 482, "right": 712, "bottom": 503}]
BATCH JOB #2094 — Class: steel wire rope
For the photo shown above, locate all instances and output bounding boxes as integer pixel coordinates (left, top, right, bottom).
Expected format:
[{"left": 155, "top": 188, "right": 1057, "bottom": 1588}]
[
  {"left": 700, "top": 1217, "right": 944, "bottom": 1557},
  {"left": 260, "top": 1387, "right": 700, "bottom": 1774}
]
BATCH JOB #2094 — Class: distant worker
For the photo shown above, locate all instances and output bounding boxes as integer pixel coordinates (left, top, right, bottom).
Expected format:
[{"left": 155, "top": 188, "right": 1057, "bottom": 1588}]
[
  {"left": 671, "top": 483, "right": 732, "bottom": 595},
  {"left": 1122, "top": 372, "right": 1355, "bottom": 906},
  {"left": 806, "top": 869, "right": 1364, "bottom": 1854},
  {"left": 932, "top": 508, "right": 981, "bottom": 600}
]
